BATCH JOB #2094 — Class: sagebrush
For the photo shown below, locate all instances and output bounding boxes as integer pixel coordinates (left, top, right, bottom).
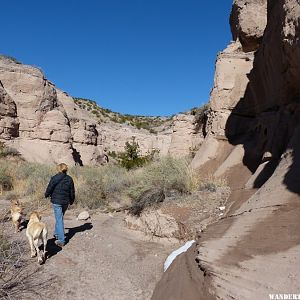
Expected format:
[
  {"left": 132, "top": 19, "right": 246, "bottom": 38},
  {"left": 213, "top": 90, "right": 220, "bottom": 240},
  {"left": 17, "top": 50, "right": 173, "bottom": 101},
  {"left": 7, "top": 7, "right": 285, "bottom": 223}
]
[{"left": 0, "top": 152, "right": 228, "bottom": 211}]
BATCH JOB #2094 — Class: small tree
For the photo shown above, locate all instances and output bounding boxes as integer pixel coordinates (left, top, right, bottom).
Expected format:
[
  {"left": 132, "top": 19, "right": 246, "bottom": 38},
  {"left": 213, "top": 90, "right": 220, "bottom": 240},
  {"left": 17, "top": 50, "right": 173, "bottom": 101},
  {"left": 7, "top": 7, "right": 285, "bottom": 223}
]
[
  {"left": 119, "top": 137, "right": 156, "bottom": 170},
  {"left": 124, "top": 138, "right": 139, "bottom": 160}
]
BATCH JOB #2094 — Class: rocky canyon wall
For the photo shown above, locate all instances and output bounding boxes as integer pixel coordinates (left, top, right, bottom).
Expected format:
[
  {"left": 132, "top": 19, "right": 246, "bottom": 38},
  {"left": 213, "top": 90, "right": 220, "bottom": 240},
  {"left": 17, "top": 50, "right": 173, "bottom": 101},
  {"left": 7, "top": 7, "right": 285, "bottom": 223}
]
[
  {"left": 0, "top": 57, "right": 203, "bottom": 166},
  {"left": 153, "top": 0, "right": 300, "bottom": 299}
]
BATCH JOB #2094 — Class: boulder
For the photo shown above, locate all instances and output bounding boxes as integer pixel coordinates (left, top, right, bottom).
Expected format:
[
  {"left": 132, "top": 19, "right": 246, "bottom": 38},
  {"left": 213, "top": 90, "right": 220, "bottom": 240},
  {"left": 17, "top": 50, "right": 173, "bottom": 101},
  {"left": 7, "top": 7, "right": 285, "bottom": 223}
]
[
  {"left": 125, "top": 209, "right": 179, "bottom": 239},
  {"left": 230, "top": 0, "right": 267, "bottom": 52},
  {"left": 77, "top": 211, "right": 90, "bottom": 221}
]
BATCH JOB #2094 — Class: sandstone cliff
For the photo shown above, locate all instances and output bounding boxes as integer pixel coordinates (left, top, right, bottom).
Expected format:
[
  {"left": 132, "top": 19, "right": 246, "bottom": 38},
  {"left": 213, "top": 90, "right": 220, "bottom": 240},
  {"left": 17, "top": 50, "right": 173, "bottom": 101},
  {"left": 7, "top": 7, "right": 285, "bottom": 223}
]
[
  {"left": 0, "top": 56, "right": 204, "bottom": 166},
  {"left": 153, "top": 0, "right": 300, "bottom": 299}
]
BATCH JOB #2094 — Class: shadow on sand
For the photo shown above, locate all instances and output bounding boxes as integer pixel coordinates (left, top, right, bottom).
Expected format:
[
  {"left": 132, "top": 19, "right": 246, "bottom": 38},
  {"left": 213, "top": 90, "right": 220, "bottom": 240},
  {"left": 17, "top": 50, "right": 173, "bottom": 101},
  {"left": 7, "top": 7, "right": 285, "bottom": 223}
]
[{"left": 46, "top": 222, "right": 93, "bottom": 258}]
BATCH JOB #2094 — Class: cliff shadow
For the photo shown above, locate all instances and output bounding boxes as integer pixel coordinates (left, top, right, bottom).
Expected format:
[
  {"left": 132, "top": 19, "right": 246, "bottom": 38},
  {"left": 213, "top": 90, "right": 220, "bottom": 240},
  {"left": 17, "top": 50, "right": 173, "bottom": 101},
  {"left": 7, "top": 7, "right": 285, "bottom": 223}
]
[
  {"left": 224, "top": 50, "right": 300, "bottom": 194},
  {"left": 282, "top": 128, "right": 300, "bottom": 195},
  {"left": 72, "top": 147, "right": 83, "bottom": 166}
]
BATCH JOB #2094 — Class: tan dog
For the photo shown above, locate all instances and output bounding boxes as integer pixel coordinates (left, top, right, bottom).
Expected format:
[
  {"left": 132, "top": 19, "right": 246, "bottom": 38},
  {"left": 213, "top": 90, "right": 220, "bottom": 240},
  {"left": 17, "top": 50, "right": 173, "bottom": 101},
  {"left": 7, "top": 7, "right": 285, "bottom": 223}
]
[
  {"left": 26, "top": 211, "right": 48, "bottom": 264},
  {"left": 10, "top": 200, "right": 23, "bottom": 233}
]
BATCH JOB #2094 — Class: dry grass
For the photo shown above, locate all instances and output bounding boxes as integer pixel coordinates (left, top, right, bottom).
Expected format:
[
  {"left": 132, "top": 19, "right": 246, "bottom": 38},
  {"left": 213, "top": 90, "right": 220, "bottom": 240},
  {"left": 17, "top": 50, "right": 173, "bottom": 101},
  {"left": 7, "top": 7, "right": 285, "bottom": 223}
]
[
  {"left": 69, "top": 164, "right": 131, "bottom": 209},
  {"left": 0, "top": 228, "right": 55, "bottom": 300},
  {"left": 127, "top": 156, "right": 199, "bottom": 199},
  {"left": 199, "top": 175, "right": 228, "bottom": 192},
  {"left": 0, "top": 156, "right": 229, "bottom": 212},
  {"left": 0, "top": 233, "right": 25, "bottom": 299},
  {"left": 0, "top": 160, "right": 53, "bottom": 212}
]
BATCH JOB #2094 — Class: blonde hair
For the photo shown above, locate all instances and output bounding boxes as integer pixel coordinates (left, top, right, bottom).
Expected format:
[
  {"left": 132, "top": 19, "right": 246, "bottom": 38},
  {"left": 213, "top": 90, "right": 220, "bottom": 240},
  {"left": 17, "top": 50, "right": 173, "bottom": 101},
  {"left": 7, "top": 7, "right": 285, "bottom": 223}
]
[{"left": 57, "top": 163, "right": 68, "bottom": 173}]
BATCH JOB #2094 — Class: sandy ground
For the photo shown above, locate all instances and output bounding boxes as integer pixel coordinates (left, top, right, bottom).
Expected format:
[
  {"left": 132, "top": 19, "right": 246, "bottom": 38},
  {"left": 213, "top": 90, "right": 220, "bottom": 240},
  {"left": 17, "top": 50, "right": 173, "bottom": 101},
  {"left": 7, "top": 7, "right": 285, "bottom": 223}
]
[{"left": 1, "top": 200, "right": 178, "bottom": 300}]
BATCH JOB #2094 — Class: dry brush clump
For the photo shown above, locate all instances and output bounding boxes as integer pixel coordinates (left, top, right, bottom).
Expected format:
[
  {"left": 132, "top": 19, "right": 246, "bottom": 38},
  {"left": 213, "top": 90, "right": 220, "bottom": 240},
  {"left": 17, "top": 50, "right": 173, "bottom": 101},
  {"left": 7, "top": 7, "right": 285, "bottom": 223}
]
[
  {"left": 0, "top": 227, "right": 55, "bottom": 299},
  {"left": 127, "top": 156, "right": 199, "bottom": 199},
  {"left": 199, "top": 175, "right": 228, "bottom": 193},
  {"left": 69, "top": 164, "right": 132, "bottom": 209},
  {"left": 0, "top": 146, "right": 230, "bottom": 213},
  {"left": 0, "top": 166, "right": 13, "bottom": 194},
  {"left": 0, "top": 232, "right": 25, "bottom": 299},
  {"left": 0, "top": 160, "right": 54, "bottom": 211},
  {"left": 1, "top": 155, "right": 198, "bottom": 210}
]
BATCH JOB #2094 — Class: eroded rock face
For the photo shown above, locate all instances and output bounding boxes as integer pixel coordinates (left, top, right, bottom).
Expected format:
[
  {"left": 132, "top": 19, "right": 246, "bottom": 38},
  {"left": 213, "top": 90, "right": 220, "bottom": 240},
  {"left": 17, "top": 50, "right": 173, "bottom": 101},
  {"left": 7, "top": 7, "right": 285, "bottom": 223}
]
[
  {"left": 0, "top": 57, "right": 106, "bottom": 165},
  {"left": 0, "top": 81, "right": 19, "bottom": 139},
  {"left": 0, "top": 57, "right": 203, "bottom": 166},
  {"left": 192, "top": 41, "right": 254, "bottom": 170},
  {"left": 230, "top": 0, "right": 267, "bottom": 52},
  {"left": 155, "top": 1, "right": 300, "bottom": 299},
  {"left": 168, "top": 114, "right": 203, "bottom": 157}
]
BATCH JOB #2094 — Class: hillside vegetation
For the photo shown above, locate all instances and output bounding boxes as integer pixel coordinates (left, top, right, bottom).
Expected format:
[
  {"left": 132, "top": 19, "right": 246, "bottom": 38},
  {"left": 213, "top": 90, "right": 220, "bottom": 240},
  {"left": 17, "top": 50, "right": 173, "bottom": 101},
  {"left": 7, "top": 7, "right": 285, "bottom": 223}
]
[
  {"left": 73, "top": 97, "right": 172, "bottom": 132},
  {"left": 73, "top": 97, "right": 210, "bottom": 137}
]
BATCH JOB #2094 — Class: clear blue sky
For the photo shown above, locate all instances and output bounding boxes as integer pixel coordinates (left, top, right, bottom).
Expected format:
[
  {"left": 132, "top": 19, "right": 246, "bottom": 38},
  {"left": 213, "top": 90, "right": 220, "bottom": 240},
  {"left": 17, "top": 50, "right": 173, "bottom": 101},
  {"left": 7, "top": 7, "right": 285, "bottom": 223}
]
[{"left": 1, "top": 0, "right": 232, "bottom": 116}]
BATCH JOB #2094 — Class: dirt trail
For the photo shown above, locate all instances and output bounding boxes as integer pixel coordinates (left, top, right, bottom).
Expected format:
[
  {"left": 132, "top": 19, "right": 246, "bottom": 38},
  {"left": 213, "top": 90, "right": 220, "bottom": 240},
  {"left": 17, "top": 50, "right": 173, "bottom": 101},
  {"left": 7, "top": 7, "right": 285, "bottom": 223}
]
[{"left": 1, "top": 200, "right": 177, "bottom": 300}]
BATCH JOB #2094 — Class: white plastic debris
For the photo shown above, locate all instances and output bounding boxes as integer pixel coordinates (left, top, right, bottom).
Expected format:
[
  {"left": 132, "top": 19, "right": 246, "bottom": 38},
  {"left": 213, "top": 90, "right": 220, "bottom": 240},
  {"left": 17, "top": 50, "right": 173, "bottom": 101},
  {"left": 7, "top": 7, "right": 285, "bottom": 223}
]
[
  {"left": 164, "top": 240, "right": 195, "bottom": 272},
  {"left": 219, "top": 206, "right": 226, "bottom": 211}
]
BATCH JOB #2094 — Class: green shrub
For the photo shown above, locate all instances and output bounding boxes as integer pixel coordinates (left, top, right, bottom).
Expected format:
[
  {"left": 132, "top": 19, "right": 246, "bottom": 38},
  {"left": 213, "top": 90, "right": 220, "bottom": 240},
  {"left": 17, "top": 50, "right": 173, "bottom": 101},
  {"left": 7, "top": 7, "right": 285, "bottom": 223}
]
[
  {"left": 108, "top": 151, "right": 117, "bottom": 159},
  {"left": 118, "top": 138, "right": 152, "bottom": 170}
]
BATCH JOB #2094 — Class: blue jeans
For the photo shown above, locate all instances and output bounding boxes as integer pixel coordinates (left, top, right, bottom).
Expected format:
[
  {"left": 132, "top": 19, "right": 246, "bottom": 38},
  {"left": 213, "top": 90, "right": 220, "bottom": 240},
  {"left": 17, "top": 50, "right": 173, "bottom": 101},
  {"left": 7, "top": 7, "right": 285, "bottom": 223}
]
[{"left": 52, "top": 203, "right": 68, "bottom": 243}]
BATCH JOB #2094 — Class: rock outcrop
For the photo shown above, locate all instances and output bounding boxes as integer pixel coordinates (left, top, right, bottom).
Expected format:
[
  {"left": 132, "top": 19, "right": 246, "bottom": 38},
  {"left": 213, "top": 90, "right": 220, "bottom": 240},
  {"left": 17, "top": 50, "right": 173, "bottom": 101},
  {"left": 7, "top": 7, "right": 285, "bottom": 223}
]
[
  {"left": 125, "top": 209, "right": 180, "bottom": 239},
  {"left": 153, "top": 1, "right": 300, "bottom": 299},
  {"left": 0, "top": 81, "right": 19, "bottom": 139},
  {"left": 230, "top": 0, "right": 267, "bottom": 52},
  {"left": 0, "top": 58, "right": 74, "bottom": 164},
  {"left": 0, "top": 56, "right": 204, "bottom": 166}
]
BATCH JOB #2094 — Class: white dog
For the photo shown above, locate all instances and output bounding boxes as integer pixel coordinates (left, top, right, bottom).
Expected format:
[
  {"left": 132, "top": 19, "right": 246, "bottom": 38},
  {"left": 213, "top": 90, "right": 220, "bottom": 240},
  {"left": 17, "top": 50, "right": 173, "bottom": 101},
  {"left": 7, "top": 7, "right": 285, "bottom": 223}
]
[{"left": 26, "top": 212, "right": 48, "bottom": 264}]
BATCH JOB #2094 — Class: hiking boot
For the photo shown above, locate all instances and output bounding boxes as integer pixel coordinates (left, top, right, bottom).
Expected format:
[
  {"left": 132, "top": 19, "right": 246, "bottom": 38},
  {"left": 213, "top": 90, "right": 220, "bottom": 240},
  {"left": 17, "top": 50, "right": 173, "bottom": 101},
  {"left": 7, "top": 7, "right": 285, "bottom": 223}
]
[{"left": 55, "top": 240, "right": 65, "bottom": 247}]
